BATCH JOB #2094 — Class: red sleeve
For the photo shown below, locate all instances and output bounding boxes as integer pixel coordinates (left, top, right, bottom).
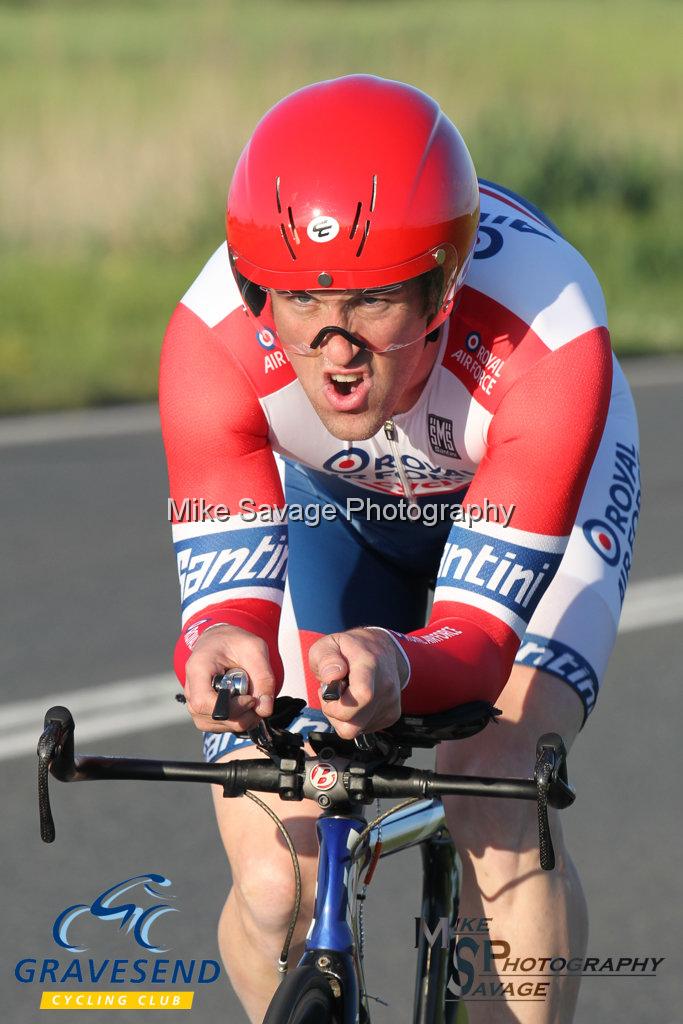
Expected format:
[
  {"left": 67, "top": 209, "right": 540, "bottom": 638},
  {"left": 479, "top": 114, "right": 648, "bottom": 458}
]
[
  {"left": 159, "top": 303, "right": 286, "bottom": 686},
  {"left": 395, "top": 328, "right": 613, "bottom": 713}
]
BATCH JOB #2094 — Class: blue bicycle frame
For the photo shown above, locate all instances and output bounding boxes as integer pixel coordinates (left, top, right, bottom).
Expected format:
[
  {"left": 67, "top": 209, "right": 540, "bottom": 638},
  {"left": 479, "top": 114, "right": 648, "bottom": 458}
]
[{"left": 297, "top": 799, "right": 462, "bottom": 1024}]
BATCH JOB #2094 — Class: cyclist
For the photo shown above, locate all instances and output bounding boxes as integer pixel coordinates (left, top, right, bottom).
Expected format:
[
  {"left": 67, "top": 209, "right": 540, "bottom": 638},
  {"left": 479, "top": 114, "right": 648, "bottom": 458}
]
[{"left": 160, "top": 76, "right": 639, "bottom": 1023}]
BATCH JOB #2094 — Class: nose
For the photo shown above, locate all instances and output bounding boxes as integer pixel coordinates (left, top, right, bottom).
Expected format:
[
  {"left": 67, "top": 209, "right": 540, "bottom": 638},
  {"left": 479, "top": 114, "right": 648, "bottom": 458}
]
[
  {"left": 310, "top": 325, "right": 368, "bottom": 353},
  {"left": 314, "top": 328, "right": 369, "bottom": 365}
]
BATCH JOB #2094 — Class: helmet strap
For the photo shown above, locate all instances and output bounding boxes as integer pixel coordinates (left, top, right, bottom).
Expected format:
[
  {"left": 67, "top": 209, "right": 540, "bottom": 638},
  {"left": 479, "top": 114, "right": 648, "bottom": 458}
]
[{"left": 234, "top": 268, "right": 267, "bottom": 316}]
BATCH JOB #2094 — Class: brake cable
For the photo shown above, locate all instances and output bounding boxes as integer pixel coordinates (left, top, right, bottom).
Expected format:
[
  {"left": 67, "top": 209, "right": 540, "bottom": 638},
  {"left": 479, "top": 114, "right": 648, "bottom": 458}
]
[{"left": 241, "top": 792, "right": 303, "bottom": 975}]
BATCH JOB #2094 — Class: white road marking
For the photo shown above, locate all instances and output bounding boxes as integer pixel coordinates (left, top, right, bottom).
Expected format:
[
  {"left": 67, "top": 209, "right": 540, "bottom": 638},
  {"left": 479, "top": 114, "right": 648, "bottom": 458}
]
[
  {"left": 2, "top": 674, "right": 182, "bottom": 762},
  {"left": 2, "top": 574, "right": 682, "bottom": 762},
  {"left": 620, "top": 358, "right": 683, "bottom": 389},
  {"left": 0, "top": 404, "right": 159, "bottom": 448},
  {"left": 618, "top": 573, "right": 683, "bottom": 633}
]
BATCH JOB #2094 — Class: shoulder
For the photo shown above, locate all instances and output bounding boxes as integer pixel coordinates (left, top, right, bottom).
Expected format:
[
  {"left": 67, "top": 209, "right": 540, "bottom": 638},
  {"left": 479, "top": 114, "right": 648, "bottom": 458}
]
[
  {"left": 438, "top": 181, "right": 611, "bottom": 414},
  {"left": 163, "top": 243, "right": 296, "bottom": 398},
  {"left": 472, "top": 180, "right": 608, "bottom": 346},
  {"left": 180, "top": 241, "right": 243, "bottom": 328}
]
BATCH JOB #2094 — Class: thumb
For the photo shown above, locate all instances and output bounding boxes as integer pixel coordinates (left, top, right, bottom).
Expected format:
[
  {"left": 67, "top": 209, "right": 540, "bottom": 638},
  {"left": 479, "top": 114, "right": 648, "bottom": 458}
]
[{"left": 309, "top": 635, "right": 349, "bottom": 683}]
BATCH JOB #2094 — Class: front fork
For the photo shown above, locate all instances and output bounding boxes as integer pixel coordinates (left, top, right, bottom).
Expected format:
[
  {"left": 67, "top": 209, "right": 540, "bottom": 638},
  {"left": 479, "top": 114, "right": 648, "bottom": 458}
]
[{"left": 413, "top": 831, "right": 465, "bottom": 1024}]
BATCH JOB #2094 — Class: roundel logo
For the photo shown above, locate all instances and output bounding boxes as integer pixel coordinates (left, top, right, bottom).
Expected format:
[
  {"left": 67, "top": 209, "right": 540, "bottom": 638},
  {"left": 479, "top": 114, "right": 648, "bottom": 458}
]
[
  {"left": 310, "top": 762, "right": 338, "bottom": 791},
  {"left": 307, "top": 215, "right": 340, "bottom": 243},
  {"left": 257, "top": 329, "right": 276, "bottom": 350},
  {"left": 323, "top": 448, "right": 370, "bottom": 474},
  {"left": 583, "top": 518, "right": 621, "bottom": 566},
  {"left": 465, "top": 332, "right": 481, "bottom": 352}
]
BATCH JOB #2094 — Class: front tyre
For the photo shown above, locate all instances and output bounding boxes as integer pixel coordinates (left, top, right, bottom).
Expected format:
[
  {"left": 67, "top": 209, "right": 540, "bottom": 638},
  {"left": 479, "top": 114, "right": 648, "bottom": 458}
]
[{"left": 262, "top": 965, "right": 341, "bottom": 1024}]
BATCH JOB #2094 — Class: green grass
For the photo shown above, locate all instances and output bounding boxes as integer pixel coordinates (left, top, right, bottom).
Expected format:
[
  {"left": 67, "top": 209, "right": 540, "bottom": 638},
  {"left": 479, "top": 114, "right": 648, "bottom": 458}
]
[{"left": 1, "top": 0, "right": 681, "bottom": 412}]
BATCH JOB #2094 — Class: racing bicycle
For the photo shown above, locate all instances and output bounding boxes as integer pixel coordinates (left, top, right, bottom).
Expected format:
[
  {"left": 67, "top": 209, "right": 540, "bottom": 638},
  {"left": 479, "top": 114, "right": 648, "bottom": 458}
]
[{"left": 37, "top": 677, "right": 574, "bottom": 1023}]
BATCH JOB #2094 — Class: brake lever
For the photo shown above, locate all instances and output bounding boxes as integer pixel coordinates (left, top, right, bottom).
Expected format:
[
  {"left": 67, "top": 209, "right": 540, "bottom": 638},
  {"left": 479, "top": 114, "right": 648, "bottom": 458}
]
[
  {"left": 37, "top": 706, "right": 76, "bottom": 843},
  {"left": 534, "top": 733, "right": 573, "bottom": 870}
]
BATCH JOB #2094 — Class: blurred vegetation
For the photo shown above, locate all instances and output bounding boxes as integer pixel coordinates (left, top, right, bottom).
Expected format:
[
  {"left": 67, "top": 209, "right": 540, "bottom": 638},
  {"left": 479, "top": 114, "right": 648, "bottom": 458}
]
[{"left": 1, "top": 0, "right": 681, "bottom": 412}]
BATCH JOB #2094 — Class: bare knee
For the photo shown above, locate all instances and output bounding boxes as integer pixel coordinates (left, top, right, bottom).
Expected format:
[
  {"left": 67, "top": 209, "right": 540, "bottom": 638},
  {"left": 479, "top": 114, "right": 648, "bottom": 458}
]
[
  {"left": 230, "top": 849, "right": 318, "bottom": 935},
  {"left": 211, "top": 749, "right": 322, "bottom": 938}
]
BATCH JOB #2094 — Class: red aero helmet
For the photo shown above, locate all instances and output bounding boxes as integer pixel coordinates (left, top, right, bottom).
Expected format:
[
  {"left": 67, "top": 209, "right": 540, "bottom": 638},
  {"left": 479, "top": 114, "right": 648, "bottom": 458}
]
[{"left": 226, "top": 75, "right": 479, "bottom": 339}]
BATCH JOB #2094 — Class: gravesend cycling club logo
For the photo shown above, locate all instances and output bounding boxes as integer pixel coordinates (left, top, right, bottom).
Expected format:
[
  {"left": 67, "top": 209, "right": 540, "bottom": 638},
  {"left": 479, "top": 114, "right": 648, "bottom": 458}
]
[
  {"left": 473, "top": 209, "right": 555, "bottom": 261},
  {"left": 15, "top": 872, "right": 221, "bottom": 1011},
  {"left": 53, "top": 874, "right": 177, "bottom": 954}
]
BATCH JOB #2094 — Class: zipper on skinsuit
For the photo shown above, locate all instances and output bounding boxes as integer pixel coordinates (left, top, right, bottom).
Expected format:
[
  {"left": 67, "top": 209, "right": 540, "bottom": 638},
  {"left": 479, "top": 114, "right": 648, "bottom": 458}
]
[{"left": 383, "top": 419, "right": 418, "bottom": 508}]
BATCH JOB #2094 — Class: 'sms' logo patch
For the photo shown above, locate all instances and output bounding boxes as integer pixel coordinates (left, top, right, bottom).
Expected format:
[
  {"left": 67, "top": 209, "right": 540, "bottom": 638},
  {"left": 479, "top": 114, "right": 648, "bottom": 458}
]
[{"left": 428, "top": 414, "right": 460, "bottom": 460}]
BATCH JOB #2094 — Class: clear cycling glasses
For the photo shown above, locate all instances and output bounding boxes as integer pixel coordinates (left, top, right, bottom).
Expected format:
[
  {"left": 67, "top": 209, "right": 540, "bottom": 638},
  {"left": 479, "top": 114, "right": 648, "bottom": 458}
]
[
  {"left": 236, "top": 245, "right": 465, "bottom": 357},
  {"left": 268, "top": 284, "right": 427, "bottom": 356}
]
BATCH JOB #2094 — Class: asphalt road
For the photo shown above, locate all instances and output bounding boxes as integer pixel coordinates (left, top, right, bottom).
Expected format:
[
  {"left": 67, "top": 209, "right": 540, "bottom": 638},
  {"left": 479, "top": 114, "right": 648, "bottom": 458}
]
[{"left": 2, "top": 358, "right": 682, "bottom": 1023}]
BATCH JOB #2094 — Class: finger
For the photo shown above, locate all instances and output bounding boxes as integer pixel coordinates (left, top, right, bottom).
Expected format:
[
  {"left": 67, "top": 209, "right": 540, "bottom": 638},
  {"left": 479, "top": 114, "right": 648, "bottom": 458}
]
[
  {"left": 321, "top": 664, "right": 376, "bottom": 727},
  {"left": 309, "top": 635, "right": 349, "bottom": 684},
  {"left": 236, "top": 638, "right": 276, "bottom": 718},
  {"left": 186, "top": 655, "right": 256, "bottom": 718},
  {"left": 186, "top": 638, "right": 274, "bottom": 718},
  {"left": 330, "top": 719, "right": 365, "bottom": 741},
  {"left": 211, "top": 634, "right": 277, "bottom": 718},
  {"left": 185, "top": 650, "right": 225, "bottom": 716},
  {"left": 211, "top": 691, "right": 258, "bottom": 723}
]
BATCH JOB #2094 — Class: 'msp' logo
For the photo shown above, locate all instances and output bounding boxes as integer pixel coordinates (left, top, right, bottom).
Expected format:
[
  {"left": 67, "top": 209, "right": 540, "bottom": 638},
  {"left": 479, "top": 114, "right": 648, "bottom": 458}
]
[{"left": 53, "top": 874, "right": 178, "bottom": 953}]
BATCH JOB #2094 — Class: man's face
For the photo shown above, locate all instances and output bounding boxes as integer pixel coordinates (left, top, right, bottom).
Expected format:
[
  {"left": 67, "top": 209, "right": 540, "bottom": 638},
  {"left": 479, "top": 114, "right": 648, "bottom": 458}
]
[{"left": 270, "top": 279, "right": 439, "bottom": 440}]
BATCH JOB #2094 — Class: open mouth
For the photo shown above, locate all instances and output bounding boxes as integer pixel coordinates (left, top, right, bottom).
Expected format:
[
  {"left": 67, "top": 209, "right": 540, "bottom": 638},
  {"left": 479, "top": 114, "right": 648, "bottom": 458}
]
[
  {"left": 322, "top": 372, "right": 371, "bottom": 411},
  {"left": 330, "top": 373, "right": 364, "bottom": 396}
]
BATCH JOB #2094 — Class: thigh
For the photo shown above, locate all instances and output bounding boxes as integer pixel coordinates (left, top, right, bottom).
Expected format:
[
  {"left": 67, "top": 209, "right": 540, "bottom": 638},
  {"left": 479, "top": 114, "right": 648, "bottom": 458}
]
[
  {"left": 436, "top": 665, "right": 582, "bottom": 853},
  {"left": 438, "top": 663, "right": 583, "bottom": 775}
]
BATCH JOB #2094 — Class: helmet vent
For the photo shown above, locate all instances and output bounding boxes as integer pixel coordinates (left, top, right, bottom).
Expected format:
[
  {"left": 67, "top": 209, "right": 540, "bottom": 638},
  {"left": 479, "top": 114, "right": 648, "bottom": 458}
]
[
  {"left": 369, "top": 174, "right": 377, "bottom": 212},
  {"left": 349, "top": 202, "right": 362, "bottom": 240},
  {"left": 355, "top": 220, "right": 371, "bottom": 258},
  {"left": 279, "top": 225, "right": 296, "bottom": 260},
  {"left": 275, "top": 176, "right": 282, "bottom": 214},
  {"left": 287, "top": 206, "right": 300, "bottom": 244}
]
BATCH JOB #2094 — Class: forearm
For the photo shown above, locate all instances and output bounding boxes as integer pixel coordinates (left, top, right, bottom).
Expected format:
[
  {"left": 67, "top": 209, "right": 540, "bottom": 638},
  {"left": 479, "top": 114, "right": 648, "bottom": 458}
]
[{"left": 174, "top": 600, "right": 284, "bottom": 688}]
